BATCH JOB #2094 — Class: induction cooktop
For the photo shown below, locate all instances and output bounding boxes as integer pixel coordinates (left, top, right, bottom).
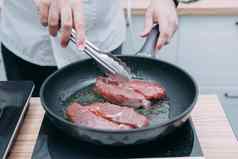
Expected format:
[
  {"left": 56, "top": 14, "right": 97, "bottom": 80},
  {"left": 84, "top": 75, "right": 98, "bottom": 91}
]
[
  {"left": 32, "top": 116, "right": 204, "bottom": 159},
  {"left": 0, "top": 81, "right": 34, "bottom": 159}
]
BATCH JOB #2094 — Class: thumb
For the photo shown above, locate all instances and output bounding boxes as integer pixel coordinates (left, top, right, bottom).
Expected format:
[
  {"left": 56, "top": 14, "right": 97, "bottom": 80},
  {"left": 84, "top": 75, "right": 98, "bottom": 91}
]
[{"left": 72, "top": 2, "right": 85, "bottom": 49}]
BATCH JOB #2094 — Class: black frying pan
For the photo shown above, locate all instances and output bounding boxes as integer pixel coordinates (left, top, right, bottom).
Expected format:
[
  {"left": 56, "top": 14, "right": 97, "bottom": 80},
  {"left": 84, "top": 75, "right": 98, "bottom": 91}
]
[{"left": 40, "top": 25, "right": 198, "bottom": 146}]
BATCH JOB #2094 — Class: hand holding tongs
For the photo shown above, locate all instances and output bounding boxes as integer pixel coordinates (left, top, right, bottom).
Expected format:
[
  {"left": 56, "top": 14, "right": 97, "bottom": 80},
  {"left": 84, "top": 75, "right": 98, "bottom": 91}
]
[{"left": 69, "top": 29, "right": 132, "bottom": 80}]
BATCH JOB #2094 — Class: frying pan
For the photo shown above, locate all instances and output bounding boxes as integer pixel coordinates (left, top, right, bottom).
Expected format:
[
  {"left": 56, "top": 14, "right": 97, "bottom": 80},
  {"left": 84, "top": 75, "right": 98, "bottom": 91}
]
[{"left": 40, "top": 25, "right": 198, "bottom": 146}]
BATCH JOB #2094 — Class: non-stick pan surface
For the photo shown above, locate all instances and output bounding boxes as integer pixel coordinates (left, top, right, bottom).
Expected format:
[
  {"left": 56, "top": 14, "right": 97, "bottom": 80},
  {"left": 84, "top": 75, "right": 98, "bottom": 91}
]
[{"left": 40, "top": 55, "right": 198, "bottom": 145}]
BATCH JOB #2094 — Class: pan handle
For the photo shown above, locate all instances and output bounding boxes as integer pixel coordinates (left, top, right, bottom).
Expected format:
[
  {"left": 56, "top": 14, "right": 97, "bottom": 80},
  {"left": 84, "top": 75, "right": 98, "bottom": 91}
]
[{"left": 137, "top": 24, "right": 160, "bottom": 57}]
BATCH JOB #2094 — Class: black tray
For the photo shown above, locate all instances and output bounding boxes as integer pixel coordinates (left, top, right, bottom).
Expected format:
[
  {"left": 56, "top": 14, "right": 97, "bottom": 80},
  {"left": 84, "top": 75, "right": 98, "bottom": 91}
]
[{"left": 0, "top": 81, "right": 34, "bottom": 159}]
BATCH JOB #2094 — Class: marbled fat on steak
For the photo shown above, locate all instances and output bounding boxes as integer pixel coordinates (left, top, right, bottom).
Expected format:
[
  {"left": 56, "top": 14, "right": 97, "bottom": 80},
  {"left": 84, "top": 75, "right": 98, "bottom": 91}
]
[
  {"left": 95, "top": 76, "right": 151, "bottom": 108},
  {"left": 88, "top": 102, "right": 149, "bottom": 128},
  {"left": 66, "top": 102, "right": 149, "bottom": 130},
  {"left": 66, "top": 103, "right": 132, "bottom": 130},
  {"left": 127, "top": 80, "right": 166, "bottom": 100},
  {"left": 95, "top": 75, "right": 166, "bottom": 108}
]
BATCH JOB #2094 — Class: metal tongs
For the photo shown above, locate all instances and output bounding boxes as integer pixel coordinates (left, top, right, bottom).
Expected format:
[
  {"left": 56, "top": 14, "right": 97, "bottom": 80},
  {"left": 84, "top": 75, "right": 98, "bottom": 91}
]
[{"left": 70, "top": 30, "right": 132, "bottom": 80}]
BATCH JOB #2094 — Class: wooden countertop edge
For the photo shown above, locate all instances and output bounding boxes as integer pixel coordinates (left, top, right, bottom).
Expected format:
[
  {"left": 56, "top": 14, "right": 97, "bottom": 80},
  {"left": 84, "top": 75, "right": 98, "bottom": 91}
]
[
  {"left": 177, "top": 8, "right": 238, "bottom": 16},
  {"left": 1, "top": 1, "right": 238, "bottom": 16},
  {"left": 121, "top": 0, "right": 238, "bottom": 16},
  {"left": 191, "top": 95, "right": 238, "bottom": 159},
  {"left": 126, "top": 8, "right": 238, "bottom": 16}
]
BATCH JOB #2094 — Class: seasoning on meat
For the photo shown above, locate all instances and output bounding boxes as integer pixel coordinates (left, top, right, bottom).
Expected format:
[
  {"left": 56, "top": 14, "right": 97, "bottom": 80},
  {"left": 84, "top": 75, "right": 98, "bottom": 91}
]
[
  {"left": 66, "top": 103, "right": 132, "bottom": 130},
  {"left": 95, "top": 76, "right": 151, "bottom": 108},
  {"left": 88, "top": 102, "right": 149, "bottom": 128},
  {"left": 95, "top": 75, "right": 166, "bottom": 108}
]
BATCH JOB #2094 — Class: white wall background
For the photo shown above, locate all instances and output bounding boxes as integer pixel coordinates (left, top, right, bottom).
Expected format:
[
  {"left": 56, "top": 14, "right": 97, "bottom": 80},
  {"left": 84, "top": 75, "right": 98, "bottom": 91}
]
[
  {"left": 0, "top": 1, "right": 6, "bottom": 81},
  {"left": 0, "top": 48, "right": 6, "bottom": 81}
]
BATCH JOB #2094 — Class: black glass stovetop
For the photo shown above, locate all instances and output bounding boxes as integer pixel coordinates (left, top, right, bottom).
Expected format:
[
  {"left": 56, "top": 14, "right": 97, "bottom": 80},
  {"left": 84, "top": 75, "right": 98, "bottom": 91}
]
[
  {"left": 0, "top": 81, "right": 34, "bottom": 159},
  {"left": 32, "top": 117, "right": 203, "bottom": 159}
]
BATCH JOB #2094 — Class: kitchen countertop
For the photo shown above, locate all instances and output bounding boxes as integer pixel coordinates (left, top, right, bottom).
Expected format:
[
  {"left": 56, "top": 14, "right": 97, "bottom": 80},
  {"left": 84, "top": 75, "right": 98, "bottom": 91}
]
[
  {"left": 7, "top": 95, "right": 238, "bottom": 159},
  {"left": 121, "top": 0, "right": 238, "bottom": 16},
  {"left": 0, "top": 0, "right": 237, "bottom": 16}
]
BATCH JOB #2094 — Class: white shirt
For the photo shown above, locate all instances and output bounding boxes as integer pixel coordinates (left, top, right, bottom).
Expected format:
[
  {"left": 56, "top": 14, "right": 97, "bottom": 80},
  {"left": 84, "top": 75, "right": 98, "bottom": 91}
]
[{"left": 0, "top": 0, "right": 126, "bottom": 67}]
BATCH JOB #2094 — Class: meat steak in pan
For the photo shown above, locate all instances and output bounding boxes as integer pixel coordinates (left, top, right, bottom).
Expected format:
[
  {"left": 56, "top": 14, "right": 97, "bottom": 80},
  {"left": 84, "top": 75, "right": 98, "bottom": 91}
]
[
  {"left": 88, "top": 102, "right": 149, "bottom": 128},
  {"left": 95, "top": 75, "right": 166, "bottom": 108},
  {"left": 66, "top": 102, "right": 149, "bottom": 130}
]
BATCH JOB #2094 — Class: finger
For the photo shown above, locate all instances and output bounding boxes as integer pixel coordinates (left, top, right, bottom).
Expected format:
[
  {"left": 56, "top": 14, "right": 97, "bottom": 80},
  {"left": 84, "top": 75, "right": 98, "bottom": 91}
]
[
  {"left": 60, "top": 6, "right": 73, "bottom": 48},
  {"left": 39, "top": 0, "right": 50, "bottom": 26},
  {"left": 156, "top": 29, "right": 171, "bottom": 50},
  {"left": 172, "top": 15, "right": 179, "bottom": 35},
  {"left": 72, "top": 1, "right": 85, "bottom": 48},
  {"left": 140, "top": 8, "right": 153, "bottom": 37},
  {"left": 156, "top": 17, "right": 171, "bottom": 50},
  {"left": 48, "top": 0, "right": 59, "bottom": 36},
  {"left": 166, "top": 23, "right": 175, "bottom": 43},
  {"left": 167, "top": 14, "right": 179, "bottom": 40}
]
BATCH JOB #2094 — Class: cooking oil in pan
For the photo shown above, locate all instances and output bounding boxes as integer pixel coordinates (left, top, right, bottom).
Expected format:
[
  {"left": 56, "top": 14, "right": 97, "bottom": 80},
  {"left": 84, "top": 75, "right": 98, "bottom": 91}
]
[{"left": 65, "top": 84, "right": 105, "bottom": 105}]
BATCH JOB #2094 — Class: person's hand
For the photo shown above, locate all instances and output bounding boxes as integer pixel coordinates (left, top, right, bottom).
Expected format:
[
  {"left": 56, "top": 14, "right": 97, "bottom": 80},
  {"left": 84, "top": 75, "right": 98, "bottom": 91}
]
[
  {"left": 141, "top": 0, "right": 178, "bottom": 50},
  {"left": 38, "top": 0, "right": 85, "bottom": 48}
]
